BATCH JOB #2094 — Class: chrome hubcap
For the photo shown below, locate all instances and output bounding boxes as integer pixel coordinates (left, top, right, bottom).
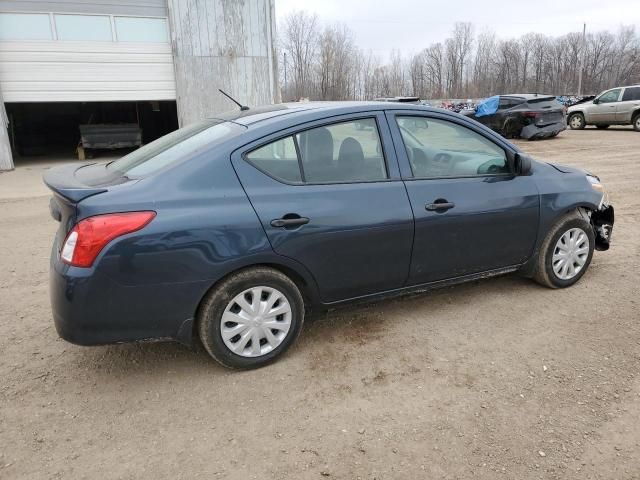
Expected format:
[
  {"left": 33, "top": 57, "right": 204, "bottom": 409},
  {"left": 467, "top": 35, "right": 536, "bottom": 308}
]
[
  {"left": 570, "top": 115, "right": 583, "bottom": 128},
  {"left": 220, "top": 286, "right": 292, "bottom": 357},
  {"left": 635, "top": 117, "right": 640, "bottom": 128},
  {"left": 552, "top": 228, "right": 589, "bottom": 280}
]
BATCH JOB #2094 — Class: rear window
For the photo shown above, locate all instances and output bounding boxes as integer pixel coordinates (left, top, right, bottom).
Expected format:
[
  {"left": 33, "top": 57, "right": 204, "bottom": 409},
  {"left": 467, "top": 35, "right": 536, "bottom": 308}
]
[
  {"left": 524, "top": 98, "right": 562, "bottom": 110},
  {"left": 106, "top": 119, "right": 245, "bottom": 177}
]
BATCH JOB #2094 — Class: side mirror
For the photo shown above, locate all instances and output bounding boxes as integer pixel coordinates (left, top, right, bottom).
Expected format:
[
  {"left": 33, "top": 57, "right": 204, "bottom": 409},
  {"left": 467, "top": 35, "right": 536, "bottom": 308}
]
[
  {"left": 593, "top": 98, "right": 599, "bottom": 104},
  {"left": 515, "top": 153, "right": 532, "bottom": 175}
]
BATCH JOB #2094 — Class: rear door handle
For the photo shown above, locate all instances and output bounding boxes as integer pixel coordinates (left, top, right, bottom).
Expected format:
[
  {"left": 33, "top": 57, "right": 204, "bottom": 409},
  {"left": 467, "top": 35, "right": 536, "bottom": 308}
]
[
  {"left": 425, "top": 201, "right": 455, "bottom": 212},
  {"left": 271, "top": 216, "right": 310, "bottom": 228}
]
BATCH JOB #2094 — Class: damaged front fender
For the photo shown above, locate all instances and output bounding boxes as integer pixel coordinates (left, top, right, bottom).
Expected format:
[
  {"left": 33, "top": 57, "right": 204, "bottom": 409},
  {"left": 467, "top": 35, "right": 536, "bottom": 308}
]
[{"left": 591, "top": 204, "right": 614, "bottom": 251}]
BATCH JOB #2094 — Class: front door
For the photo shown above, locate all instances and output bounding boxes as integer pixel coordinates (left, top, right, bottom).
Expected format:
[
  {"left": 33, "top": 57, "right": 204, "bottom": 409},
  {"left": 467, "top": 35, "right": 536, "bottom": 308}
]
[
  {"left": 590, "top": 88, "right": 622, "bottom": 123},
  {"left": 232, "top": 113, "right": 414, "bottom": 303},
  {"left": 387, "top": 112, "right": 539, "bottom": 284}
]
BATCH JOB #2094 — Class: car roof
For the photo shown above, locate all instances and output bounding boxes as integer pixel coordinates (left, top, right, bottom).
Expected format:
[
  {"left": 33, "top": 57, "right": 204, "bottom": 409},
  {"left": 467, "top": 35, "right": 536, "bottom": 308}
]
[
  {"left": 211, "top": 101, "right": 433, "bottom": 127},
  {"left": 500, "top": 93, "right": 555, "bottom": 100}
]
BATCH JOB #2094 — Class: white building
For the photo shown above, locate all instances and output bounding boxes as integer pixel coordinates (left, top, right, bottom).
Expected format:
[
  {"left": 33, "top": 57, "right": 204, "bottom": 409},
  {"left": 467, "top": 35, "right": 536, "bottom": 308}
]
[{"left": 0, "top": 0, "right": 279, "bottom": 170}]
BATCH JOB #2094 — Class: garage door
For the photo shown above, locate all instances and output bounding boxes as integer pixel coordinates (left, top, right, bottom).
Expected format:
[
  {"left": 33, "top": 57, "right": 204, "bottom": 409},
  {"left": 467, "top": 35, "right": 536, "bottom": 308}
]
[{"left": 0, "top": 11, "right": 176, "bottom": 102}]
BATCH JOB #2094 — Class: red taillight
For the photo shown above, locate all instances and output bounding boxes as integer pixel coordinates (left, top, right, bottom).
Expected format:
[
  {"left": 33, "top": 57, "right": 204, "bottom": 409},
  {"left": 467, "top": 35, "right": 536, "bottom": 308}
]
[
  {"left": 523, "top": 111, "right": 541, "bottom": 118},
  {"left": 60, "top": 211, "right": 156, "bottom": 267}
]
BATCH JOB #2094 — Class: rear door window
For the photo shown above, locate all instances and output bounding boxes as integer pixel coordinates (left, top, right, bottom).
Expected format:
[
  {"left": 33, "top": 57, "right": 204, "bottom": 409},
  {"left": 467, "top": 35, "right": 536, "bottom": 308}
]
[
  {"left": 622, "top": 87, "right": 640, "bottom": 101},
  {"left": 498, "top": 98, "right": 523, "bottom": 110},
  {"left": 296, "top": 119, "right": 388, "bottom": 183},
  {"left": 245, "top": 136, "right": 301, "bottom": 183},
  {"left": 244, "top": 118, "right": 388, "bottom": 184}
]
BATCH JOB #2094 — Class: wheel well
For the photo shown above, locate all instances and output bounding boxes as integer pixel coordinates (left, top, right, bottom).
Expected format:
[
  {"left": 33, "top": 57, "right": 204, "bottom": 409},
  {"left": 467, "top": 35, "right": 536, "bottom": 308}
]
[{"left": 192, "top": 263, "right": 313, "bottom": 339}]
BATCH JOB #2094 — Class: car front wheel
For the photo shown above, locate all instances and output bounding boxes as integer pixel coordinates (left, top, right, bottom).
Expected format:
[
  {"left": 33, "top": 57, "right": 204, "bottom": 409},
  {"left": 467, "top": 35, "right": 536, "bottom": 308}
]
[
  {"left": 198, "top": 267, "right": 305, "bottom": 369},
  {"left": 533, "top": 212, "right": 595, "bottom": 288},
  {"left": 568, "top": 113, "right": 586, "bottom": 130}
]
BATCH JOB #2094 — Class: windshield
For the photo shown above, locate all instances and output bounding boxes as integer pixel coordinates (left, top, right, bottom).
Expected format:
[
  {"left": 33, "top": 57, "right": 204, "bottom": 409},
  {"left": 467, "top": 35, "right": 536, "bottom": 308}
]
[{"left": 106, "top": 119, "right": 245, "bottom": 177}]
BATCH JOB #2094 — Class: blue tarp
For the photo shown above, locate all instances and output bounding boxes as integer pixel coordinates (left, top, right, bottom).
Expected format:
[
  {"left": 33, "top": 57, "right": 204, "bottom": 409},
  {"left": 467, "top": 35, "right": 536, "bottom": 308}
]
[{"left": 475, "top": 95, "right": 500, "bottom": 117}]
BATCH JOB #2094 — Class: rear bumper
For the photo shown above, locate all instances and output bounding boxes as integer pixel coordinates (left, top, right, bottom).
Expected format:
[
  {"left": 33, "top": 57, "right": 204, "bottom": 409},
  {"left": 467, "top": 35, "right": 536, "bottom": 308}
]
[
  {"left": 520, "top": 121, "right": 566, "bottom": 139},
  {"left": 49, "top": 246, "right": 203, "bottom": 346}
]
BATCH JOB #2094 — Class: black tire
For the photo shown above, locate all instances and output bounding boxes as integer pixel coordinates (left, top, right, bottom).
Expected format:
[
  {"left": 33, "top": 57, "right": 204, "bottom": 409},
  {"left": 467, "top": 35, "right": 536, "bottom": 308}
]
[
  {"left": 633, "top": 113, "right": 640, "bottom": 132},
  {"left": 568, "top": 113, "right": 586, "bottom": 130},
  {"left": 198, "top": 267, "right": 305, "bottom": 369},
  {"left": 596, "top": 124, "right": 610, "bottom": 129},
  {"left": 533, "top": 211, "right": 595, "bottom": 289}
]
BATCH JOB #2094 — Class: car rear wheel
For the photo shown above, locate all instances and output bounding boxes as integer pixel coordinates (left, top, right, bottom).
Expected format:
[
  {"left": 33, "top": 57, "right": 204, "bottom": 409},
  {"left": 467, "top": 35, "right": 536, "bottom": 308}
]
[
  {"left": 533, "top": 212, "right": 595, "bottom": 288},
  {"left": 633, "top": 114, "right": 640, "bottom": 132},
  {"left": 568, "top": 113, "right": 586, "bottom": 130},
  {"left": 198, "top": 267, "right": 305, "bottom": 369},
  {"left": 596, "top": 124, "right": 610, "bottom": 129}
]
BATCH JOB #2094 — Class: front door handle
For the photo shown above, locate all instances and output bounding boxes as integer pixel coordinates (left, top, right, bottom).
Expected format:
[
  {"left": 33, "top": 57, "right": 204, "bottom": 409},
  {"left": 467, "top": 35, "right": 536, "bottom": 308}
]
[
  {"left": 425, "top": 200, "right": 455, "bottom": 212},
  {"left": 271, "top": 216, "right": 310, "bottom": 228}
]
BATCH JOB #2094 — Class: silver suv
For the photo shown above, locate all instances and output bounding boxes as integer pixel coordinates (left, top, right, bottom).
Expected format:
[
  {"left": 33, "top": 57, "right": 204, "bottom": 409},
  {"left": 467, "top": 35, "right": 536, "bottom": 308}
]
[{"left": 567, "top": 85, "right": 640, "bottom": 131}]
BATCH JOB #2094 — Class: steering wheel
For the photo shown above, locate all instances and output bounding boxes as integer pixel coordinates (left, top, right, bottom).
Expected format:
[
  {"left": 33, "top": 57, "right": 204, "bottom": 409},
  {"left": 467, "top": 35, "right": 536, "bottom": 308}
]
[
  {"left": 476, "top": 159, "right": 506, "bottom": 175},
  {"left": 432, "top": 152, "right": 452, "bottom": 165}
]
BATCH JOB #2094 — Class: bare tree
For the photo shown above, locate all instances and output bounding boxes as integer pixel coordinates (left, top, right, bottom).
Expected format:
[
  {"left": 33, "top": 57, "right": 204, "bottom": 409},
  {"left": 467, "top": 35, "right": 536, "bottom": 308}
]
[
  {"left": 278, "top": 11, "right": 640, "bottom": 102},
  {"left": 280, "top": 11, "right": 319, "bottom": 100}
]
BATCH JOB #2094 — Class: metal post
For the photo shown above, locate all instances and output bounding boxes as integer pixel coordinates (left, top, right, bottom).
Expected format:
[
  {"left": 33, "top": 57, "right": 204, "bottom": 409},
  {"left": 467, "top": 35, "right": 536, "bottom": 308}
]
[
  {"left": 283, "top": 52, "right": 287, "bottom": 101},
  {"left": 577, "top": 22, "right": 586, "bottom": 96},
  {"left": 0, "top": 85, "right": 14, "bottom": 171}
]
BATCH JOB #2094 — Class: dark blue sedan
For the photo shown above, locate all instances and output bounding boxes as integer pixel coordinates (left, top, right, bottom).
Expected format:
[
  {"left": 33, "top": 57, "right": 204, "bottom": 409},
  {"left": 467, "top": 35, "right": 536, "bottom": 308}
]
[{"left": 45, "top": 102, "right": 614, "bottom": 368}]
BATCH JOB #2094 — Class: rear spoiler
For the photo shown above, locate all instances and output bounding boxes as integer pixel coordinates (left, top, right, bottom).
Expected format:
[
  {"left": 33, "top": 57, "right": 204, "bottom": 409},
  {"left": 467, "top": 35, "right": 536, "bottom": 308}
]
[{"left": 43, "top": 163, "right": 107, "bottom": 203}]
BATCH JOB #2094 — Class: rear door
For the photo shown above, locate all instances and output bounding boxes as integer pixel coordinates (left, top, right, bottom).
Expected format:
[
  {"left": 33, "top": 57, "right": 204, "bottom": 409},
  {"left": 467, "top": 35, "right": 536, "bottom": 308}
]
[
  {"left": 591, "top": 88, "right": 622, "bottom": 123},
  {"left": 231, "top": 112, "right": 414, "bottom": 303},
  {"left": 387, "top": 111, "right": 539, "bottom": 284},
  {"left": 617, "top": 87, "right": 640, "bottom": 122}
]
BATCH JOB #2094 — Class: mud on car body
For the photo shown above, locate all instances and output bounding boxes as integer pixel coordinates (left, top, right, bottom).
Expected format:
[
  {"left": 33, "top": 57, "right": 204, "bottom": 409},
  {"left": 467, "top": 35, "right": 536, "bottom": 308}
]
[{"left": 45, "top": 101, "right": 613, "bottom": 369}]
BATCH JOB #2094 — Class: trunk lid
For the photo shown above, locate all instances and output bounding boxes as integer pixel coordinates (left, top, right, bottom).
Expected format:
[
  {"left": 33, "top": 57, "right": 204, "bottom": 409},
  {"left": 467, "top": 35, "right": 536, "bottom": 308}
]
[{"left": 43, "top": 162, "right": 133, "bottom": 255}]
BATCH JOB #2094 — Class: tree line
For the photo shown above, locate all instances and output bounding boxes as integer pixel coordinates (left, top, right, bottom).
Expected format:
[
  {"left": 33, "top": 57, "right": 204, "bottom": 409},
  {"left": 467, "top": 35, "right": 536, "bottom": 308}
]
[{"left": 279, "top": 10, "right": 640, "bottom": 101}]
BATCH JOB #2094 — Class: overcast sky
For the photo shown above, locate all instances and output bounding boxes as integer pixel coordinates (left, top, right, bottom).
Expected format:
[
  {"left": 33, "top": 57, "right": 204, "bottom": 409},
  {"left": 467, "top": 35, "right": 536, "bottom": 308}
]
[{"left": 275, "top": 0, "right": 640, "bottom": 58}]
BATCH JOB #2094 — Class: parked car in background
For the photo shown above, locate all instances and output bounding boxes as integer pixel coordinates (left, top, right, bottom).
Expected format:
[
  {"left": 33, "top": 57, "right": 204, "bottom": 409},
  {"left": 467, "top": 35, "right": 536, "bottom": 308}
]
[
  {"left": 464, "top": 94, "right": 566, "bottom": 140},
  {"left": 567, "top": 85, "right": 640, "bottom": 131},
  {"left": 374, "top": 96, "right": 421, "bottom": 104},
  {"left": 45, "top": 102, "right": 613, "bottom": 369}
]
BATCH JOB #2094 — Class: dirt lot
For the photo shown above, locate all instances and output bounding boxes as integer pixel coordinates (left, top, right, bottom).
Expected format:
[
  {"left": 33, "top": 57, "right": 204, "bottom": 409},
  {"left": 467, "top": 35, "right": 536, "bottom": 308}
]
[{"left": 1, "top": 127, "right": 639, "bottom": 480}]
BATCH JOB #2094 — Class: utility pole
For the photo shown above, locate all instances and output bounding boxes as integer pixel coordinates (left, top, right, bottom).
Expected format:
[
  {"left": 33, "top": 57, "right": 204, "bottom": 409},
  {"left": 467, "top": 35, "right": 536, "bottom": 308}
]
[
  {"left": 283, "top": 52, "right": 287, "bottom": 101},
  {"left": 577, "top": 22, "right": 586, "bottom": 96}
]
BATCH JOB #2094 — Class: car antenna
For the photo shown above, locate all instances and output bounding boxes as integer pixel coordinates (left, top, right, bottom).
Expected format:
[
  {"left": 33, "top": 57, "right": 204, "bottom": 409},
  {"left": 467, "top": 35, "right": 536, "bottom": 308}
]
[{"left": 219, "top": 89, "right": 249, "bottom": 111}]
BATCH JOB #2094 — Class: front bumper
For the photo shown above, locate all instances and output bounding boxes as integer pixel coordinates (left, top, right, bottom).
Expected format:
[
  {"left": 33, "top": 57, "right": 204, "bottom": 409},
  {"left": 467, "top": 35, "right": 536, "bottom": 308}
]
[
  {"left": 591, "top": 204, "right": 614, "bottom": 251},
  {"left": 520, "top": 121, "right": 566, "bottom": 140}
]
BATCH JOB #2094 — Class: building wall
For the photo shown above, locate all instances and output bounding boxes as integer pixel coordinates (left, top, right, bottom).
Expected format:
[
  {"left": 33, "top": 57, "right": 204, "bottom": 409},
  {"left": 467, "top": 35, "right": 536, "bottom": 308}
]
[{"left": 167, "top": 0, "right": 279, "bottom": 126}]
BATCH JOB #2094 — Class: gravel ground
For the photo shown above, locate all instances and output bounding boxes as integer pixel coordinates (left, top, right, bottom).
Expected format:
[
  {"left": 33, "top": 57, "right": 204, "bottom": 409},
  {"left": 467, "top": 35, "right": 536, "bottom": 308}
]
[{"left": 1, "top": 127, "right": 639, "bottom": 480}]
